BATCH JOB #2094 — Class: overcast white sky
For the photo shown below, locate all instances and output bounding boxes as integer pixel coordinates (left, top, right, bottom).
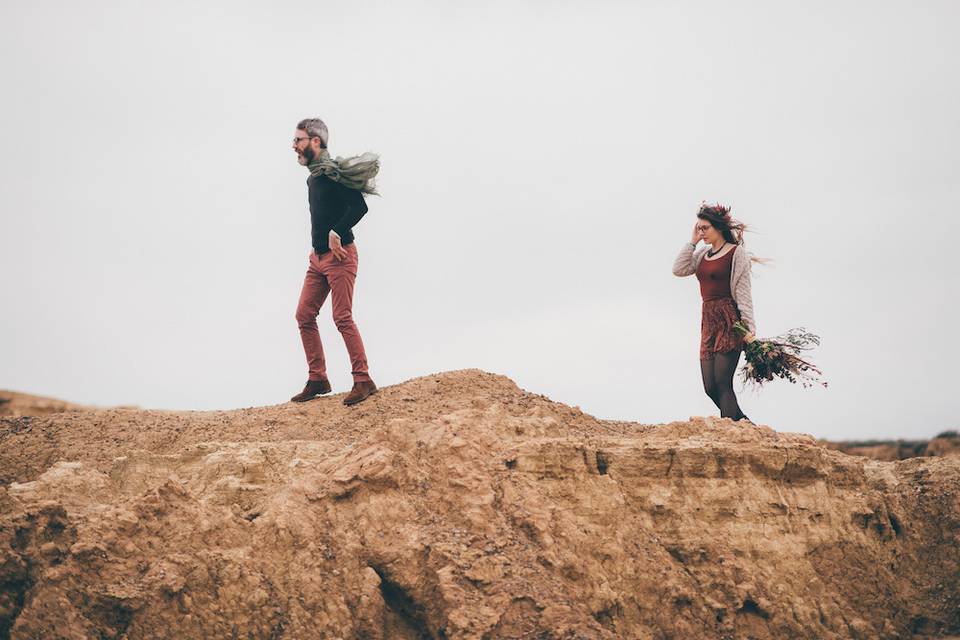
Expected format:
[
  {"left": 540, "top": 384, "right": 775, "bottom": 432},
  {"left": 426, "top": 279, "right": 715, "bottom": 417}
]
[{"left": 2, "top": 1, "right": 958, "bottom": 440}]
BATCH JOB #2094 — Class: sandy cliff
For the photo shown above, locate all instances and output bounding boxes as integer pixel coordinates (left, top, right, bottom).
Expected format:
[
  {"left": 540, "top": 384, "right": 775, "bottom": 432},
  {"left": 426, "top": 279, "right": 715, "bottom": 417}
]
[{"left": 1, "top": 370, "right": 958, "bottom": 639}]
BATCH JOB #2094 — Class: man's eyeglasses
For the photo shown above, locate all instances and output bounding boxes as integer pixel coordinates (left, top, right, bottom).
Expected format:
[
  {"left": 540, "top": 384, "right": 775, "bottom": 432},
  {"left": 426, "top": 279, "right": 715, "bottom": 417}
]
[{"left": 293, "top": 136, "right": 316, "bottom": 145}]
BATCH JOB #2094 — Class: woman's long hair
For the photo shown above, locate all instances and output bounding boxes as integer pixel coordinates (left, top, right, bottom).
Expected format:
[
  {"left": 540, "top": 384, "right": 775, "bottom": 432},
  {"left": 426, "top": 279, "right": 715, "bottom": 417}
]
[
  {"left": 697, "top": 203, "right": 745, "bottom": 245},
  {"left": 697, "top": 203, "right": 768, "bottom": 264}
]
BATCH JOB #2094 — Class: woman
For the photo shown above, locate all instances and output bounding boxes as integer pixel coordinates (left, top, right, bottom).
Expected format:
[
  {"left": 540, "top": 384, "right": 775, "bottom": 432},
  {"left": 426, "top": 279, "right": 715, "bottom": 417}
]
[{"left": 672, "top": 203, "right": 756, "bottom": 422}]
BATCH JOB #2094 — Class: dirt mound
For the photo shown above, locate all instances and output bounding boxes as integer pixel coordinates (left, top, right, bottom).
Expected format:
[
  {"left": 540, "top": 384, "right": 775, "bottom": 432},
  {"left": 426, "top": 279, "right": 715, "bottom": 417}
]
[
  {"left": 925, "top": 432, "right": 960, "bottom": 458},
  {"left": 0, "top": 391, "right": 88, "bottom": 418},
  {"left": 823, "top": 431, "right": 960, "bottom": 461},
  {"left": 1, "top": 370, "right": 958, "bottom": 639}
]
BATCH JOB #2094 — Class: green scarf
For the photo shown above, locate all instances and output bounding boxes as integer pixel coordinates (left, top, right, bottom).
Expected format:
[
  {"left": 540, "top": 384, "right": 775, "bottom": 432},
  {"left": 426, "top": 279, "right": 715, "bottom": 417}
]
[{"left": 308, "top": 150, "right": 380, "bottom": 195}]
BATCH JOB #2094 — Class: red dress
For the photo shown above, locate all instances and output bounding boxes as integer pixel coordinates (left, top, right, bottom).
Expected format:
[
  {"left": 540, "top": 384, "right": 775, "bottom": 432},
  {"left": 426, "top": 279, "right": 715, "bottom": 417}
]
[{"left": 696, "top": 246, "right": 744, "bottom": 360}]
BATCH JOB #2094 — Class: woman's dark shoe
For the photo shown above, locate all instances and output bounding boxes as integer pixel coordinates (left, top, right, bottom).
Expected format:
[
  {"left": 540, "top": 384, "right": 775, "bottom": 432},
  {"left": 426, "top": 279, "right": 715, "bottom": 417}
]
[
  {"left": 290, "top": 379, "right": 332, "bottom": 402},
  {"left": 343, "top": 380, "right": 377, "bottom": 406}
]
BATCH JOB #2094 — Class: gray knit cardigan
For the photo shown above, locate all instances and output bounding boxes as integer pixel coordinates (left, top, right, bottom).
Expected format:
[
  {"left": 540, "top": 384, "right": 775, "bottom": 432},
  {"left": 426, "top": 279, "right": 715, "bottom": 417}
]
[{"left": 672, "top": 243, "right": 756, "bottom": 334}]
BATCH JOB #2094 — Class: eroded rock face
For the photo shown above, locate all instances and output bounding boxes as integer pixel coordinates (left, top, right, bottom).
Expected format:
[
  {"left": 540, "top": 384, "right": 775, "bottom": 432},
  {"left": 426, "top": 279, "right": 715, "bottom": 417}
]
[{"left": 1, "top": 370, "right": 958, "bottom": 639}]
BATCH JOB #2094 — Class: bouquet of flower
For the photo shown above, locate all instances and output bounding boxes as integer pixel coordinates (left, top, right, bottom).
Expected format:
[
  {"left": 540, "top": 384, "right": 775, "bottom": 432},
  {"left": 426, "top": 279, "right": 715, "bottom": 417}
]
[{"left": 733, "top": 322, "right": 827, "bottom": 390}]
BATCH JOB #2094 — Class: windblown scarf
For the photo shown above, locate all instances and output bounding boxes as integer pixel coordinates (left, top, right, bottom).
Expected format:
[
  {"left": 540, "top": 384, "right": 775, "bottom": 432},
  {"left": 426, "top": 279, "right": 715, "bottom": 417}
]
[{"left": 308, "top": 150, "right": 380, "bottom": 195}]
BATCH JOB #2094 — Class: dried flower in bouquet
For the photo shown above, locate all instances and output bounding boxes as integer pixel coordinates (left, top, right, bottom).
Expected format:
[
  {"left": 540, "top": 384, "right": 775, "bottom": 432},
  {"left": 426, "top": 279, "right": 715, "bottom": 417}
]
[{"left": 733, "top": 322, "right": 827, "bottom": 390}]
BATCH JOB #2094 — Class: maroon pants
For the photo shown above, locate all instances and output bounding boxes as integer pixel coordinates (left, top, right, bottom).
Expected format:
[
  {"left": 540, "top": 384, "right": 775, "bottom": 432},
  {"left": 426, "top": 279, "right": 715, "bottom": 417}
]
[{"left": 295, "top": 244, "right": 371, "bottom": 383}]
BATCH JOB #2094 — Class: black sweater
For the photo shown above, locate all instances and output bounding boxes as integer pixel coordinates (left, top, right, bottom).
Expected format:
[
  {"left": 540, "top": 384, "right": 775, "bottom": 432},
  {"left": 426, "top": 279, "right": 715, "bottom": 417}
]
[{"left": 307, "top": 174, "right": 369, "bottom": 255}]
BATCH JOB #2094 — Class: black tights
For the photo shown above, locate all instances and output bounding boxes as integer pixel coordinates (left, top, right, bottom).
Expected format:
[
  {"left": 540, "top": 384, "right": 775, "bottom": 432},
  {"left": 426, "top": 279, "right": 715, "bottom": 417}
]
[{"left": 700, "top": 350, "right": 749, "bottom": 421}]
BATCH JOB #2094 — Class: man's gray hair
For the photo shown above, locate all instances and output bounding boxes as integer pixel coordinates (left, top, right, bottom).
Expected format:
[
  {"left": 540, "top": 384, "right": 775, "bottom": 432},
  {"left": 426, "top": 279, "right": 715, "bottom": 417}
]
[{"left": 297, "top": 118, "right": 328, "bottom": 149}]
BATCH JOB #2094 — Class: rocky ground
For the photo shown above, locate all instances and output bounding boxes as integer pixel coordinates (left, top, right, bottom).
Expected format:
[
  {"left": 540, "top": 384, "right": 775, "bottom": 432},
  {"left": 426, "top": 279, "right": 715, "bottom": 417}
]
[{"left": 1, "top": 370, "right": 958, "bottom": 639}]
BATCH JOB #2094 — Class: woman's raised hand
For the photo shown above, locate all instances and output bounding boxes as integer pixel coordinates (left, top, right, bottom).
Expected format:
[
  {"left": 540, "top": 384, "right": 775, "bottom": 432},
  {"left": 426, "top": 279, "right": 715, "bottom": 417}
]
[{"left": 690, "top": 222, "right": 701, "bottom": 245}]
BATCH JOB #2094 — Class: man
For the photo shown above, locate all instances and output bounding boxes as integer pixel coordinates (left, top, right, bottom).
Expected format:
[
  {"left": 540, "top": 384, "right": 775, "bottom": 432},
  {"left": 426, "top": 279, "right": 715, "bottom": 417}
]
[{"left": 290, "top": 118, "right": 379, "bottom": 405}]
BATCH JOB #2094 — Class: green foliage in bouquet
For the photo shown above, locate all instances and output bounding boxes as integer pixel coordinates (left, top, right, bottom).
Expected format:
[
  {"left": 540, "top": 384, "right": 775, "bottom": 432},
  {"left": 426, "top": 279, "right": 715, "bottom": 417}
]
[{"left": 733, "top": 322, "right": 827, "bottom": 390}]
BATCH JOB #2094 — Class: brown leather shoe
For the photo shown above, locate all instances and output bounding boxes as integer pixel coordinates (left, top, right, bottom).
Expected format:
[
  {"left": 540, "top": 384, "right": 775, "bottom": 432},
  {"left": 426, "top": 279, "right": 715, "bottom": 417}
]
[
  {"left": 290, "top": 379, "right": 332, "bottom": 402},
  {"left": 343, "top": 380, "right": 377, "bottom": 406}
]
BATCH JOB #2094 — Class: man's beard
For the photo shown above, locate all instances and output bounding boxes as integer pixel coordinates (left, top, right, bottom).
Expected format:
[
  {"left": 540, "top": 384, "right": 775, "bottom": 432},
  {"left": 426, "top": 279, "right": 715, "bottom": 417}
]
[{"left": 298, "top": 145, "right": 317, "bottom": 166}]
